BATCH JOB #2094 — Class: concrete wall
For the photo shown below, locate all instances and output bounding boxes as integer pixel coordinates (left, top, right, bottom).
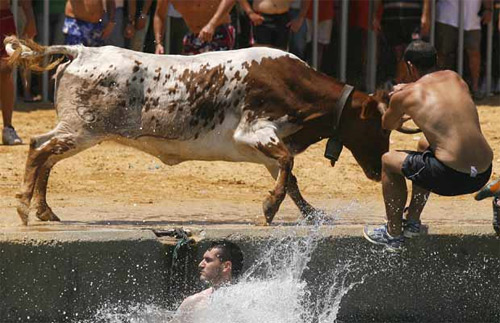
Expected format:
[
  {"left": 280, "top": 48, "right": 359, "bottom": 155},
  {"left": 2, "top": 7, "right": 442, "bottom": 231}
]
[{"left": 1, "top": 227, "right": 499, "bottom": 322}]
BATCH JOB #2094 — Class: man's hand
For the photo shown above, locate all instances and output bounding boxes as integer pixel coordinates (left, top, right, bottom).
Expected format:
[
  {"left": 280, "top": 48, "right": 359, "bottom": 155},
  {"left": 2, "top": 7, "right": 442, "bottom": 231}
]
[
  {"left": 125, "top": 23, "right": 135, "bottom": 39},
  {"left": 287, "top": 17, "right": 304, "bottom": 33},
  {"left": 249, "top": 12, "right": 264, "bottom": 26},
  {"left": 155, "top": 43, "right": 165, "bottom": 54},
  {"left": 199, "top": 22, "right": 216, "bottom": 43},
  {"left": 102, "top": 22, "right": 115, "bottom": 39},
  {"left": 481, "top": 9, "right": 492, "bottom": 24},
  {"left": 136, "top": 14, "right": 148, "bottom": 30}
]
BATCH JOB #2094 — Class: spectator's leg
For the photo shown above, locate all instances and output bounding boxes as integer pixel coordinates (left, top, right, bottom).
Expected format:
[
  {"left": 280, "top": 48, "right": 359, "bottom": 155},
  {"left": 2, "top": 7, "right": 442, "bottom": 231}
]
[
  {"left": 435, "top": 22, "right": 458, "bottom": 70},
  {"left": 288, "top": 8, "right": 307, "bottom": 59},
  {"left": 465, "top": 30, "right": 482, "bottom": 96},
  {"left": 0, "top": 65, "right": 14, "bottom": 128}
]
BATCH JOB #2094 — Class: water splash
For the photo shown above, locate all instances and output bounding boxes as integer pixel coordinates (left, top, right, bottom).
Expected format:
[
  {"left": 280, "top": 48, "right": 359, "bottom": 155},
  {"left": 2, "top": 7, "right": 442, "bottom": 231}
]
[{"left": 88, "top": 209, "right": 365, "bottom": 323}]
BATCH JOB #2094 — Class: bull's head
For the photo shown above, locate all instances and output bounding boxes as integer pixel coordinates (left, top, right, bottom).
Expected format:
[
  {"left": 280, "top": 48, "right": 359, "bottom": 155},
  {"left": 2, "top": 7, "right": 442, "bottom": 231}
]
[{"left": 338, "top": 91, "right": 390, "bottom": 182}]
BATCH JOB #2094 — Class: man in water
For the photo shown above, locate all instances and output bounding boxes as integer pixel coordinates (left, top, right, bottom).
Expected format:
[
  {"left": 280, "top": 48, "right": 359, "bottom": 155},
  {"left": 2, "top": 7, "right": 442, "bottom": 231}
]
[
  {"left": 364, "top": 40, "right": 493, "bottom": 252},
  {"left": 172, "top": 240, "right": 244, "bottom": 322},
  {"left": 153, "top": 0, "right": 237, "bottom": 55}
]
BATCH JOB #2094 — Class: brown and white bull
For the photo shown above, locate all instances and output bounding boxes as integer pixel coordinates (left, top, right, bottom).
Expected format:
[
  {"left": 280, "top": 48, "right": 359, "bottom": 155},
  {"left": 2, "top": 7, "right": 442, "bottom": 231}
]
[{"left": 6, "top": 37, "right": 396, "bottom": 226}]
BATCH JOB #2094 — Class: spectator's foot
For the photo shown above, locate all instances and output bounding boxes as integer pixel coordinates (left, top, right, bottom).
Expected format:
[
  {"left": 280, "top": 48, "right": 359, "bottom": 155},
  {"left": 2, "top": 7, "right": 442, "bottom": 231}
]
[
  {"left": 23, "top": 94, "right": 42, "bottom": 103},
  {"left": 2, "top": 126, "right": 23, "bottom": 145},
  {"left": 363, "top": 224, "right": 404, "bottom": 253}
]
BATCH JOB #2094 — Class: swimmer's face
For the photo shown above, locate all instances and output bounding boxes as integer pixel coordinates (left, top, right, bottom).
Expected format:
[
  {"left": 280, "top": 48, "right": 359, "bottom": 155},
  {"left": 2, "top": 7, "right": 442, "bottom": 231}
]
[{"left": 199, "top": 248, "right": 226, "bottom": 285}]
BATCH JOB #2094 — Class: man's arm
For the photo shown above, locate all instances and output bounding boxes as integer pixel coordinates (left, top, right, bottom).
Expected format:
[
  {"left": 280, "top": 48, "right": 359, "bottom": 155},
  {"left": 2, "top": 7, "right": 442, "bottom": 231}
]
[
  {"left": 287, "top": 0, "right": 310, "bottom": 33},
  {"left": 102, "top": 0, "right": 116, "bottom": 39},
  {"left": 481, "top": 0, "right": 493, "bottom": 24},
  {"left": 154, "top": 0, "right": 170, "bottom": 54},
  {"left": 198, "top": 0, "right": 237, "bottom": 42},
  {"left": 420, "top": 0, "right": 430, "bottom": 37},
  {"left": 239, "top": 0, "right": 265, "bottom": 26},
  {"left": 19, "top": 0, "right": 37, "bottom": 38},
  {"left": 382, "top": 93, "right": 407, "bottom": 130},
  {"left": 371, "top": 0, "right": 383, "bottom": 32}
]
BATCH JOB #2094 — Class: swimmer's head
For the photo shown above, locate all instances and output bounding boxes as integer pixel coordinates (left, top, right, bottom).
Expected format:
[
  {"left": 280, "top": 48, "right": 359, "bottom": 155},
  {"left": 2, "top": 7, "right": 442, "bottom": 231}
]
[{"left": 205, "top": 240, "right": 244, "bottom": 281}]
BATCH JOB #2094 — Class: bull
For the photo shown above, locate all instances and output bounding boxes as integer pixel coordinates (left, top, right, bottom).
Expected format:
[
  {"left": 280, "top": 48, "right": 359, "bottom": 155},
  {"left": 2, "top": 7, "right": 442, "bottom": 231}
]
[{"left": 5, "top": 36, "right": 414, "bottom": 226}]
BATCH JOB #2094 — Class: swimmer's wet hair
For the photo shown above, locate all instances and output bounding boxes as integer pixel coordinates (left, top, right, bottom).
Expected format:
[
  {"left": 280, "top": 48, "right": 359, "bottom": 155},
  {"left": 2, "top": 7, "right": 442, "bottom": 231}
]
[
  {"left": 404, "top": 40, "right": 437, "bottom": 72},
  {"left": 208, "top": 240, "right": 244, "bottom": 279}
]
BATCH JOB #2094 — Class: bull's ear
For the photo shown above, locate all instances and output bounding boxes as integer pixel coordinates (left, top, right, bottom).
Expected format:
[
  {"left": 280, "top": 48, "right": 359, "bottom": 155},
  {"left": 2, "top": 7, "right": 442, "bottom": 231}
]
[{"left": 360, "top": 97, "right": 380, "bottom": 119}]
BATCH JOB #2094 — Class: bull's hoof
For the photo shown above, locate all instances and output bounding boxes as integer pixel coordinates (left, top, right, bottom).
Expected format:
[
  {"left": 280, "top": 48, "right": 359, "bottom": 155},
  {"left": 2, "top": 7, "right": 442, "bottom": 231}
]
[
  {"left": 16, "top": 202, "right": 30, "bottom": 226},
  {"left": 262, "top": 195, "right": 279, "bottom": 225},
  {"left": 36, "top": 207, "right": 60, "bottom": 222},
  {"left": 254, "top": 215, "right": 269, "bottom": 226}
]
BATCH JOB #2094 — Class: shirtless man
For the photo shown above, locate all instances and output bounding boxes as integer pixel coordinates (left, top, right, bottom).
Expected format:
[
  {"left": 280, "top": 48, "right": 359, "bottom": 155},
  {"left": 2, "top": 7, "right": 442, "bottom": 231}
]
[
  {"left": 239, "top": 0, "right": 309, "bottom": 50},
  {"left": 172, "top": 240, "right": 244, "bottom": 322},
  {"left": 154, "top": 0, "right": 237, "bottom": 55},
  {"left": 0, "top": 0, "right": 36, "bottom": 145},
  {"left": 63, "top": 0, "right": 116, "bottom": 46},
  {"left": 363, "top": 40, "right": 493, "bottom": 252}
]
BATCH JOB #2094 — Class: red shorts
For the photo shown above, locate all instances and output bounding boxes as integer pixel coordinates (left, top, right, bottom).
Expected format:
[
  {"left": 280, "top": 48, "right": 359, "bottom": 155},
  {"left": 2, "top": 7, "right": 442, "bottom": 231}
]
[{"left": 0, "top": 9, "right": 17, "bottom": 58}]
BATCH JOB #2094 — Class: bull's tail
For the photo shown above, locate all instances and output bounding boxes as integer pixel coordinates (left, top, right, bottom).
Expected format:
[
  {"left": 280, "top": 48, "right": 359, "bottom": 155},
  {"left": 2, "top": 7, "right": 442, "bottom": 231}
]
[{"left": 4, "top": 36, "right": 81, "bottom": 72}]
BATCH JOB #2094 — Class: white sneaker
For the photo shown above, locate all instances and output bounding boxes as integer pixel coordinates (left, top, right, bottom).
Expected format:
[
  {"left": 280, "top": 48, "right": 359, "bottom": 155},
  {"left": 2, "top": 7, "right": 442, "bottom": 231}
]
[{"left": 2, "top": 126, "right": 23, "bottom": 145}]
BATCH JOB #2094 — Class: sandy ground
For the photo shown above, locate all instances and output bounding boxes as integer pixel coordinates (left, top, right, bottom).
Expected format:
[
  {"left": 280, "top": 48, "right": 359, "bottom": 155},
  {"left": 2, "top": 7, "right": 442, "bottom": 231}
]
[{"left": 0, "top": 97, "right": 499, "bottom": 232}]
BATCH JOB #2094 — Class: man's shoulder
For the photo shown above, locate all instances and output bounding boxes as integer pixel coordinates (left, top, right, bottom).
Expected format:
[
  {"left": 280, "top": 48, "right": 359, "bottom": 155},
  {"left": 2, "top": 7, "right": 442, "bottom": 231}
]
[{"left": 180, "top": 288, "right": 213, "bottom": 307}]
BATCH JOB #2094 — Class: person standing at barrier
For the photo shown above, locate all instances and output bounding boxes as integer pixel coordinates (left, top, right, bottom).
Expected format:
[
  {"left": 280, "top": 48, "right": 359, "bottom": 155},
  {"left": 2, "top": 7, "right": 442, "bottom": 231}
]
[
  {"left": 171, "top": 240, "right": 244, "bottom": 322},
  {"left": 373, "top": 0, "right": 430, "bottom": 88},
  {"left": 0, "top": 0, "right": 36, "bottom": 145},
  {"left": 154, "top": 0, "right": 237, "bottom": 55},
  {"left": 363, "top": 40, "right": 493, "bottom": 252},
  {"left": 435, "top": 0, "right": 493, "bottom": 100},
  {"left": 288, "top": 0, "right": 307, "bottom": 59},
  {"left": 63, "top": 0, "right": 116, "bottom": 46}
]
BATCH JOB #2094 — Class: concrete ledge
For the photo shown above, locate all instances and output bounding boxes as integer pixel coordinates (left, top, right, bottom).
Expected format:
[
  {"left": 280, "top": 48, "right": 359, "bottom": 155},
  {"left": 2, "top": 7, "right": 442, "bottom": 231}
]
[{"left": 1, "top": 226, "right": 499, "bottom": 322}]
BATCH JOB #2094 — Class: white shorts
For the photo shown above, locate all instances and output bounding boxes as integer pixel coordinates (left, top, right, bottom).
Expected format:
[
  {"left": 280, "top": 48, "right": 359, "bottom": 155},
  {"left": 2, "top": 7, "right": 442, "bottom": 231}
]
[{"left": 306, "top": 19, "right": 333, "bottom": 45}]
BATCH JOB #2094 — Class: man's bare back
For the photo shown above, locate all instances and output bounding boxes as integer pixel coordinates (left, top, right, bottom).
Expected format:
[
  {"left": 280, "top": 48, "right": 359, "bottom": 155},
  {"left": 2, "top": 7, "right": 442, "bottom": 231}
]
[
  {"left": 389, "top": 70, "right": 493, "bottom": 174},
  {"left": 65, "top": 0, "right": 106, "bottom": 23},
  {"left": 169, "top": 0, "right": 231, "bottom": 34},
  {"left": 252, "top": 0, "right": 292, "bottom": 14}
]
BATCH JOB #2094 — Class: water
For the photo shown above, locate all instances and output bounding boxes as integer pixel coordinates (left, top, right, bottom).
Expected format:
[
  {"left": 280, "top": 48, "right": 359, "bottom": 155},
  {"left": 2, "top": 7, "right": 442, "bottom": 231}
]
[{"left": 87, "top": 210, "right": 366, "bottom": 323}]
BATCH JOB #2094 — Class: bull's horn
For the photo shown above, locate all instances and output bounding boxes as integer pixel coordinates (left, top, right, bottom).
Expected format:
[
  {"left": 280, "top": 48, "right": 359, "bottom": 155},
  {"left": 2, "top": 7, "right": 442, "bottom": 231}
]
[
  {"left": 376, "top": 102, "right": 387, "bottom": 115},
  {"left": 396, "top": 125, "right": 422, "bottom": 134}
]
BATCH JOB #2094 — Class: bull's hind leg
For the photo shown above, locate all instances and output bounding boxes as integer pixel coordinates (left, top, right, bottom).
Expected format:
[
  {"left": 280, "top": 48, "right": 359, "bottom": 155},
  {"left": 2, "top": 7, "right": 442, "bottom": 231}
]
[
  {"left": 16, "top": 129, "right": 99, "bottom": 225},
  {"left": 30, "top": 165, "right": 58, "bottom": 221},
  {"left": 265, "top": 165, "right": 320, "bottom": 220}
]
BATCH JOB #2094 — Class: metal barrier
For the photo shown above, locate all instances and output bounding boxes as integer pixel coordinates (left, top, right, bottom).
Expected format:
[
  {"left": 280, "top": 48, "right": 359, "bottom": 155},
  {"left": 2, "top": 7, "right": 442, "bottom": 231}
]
[{"left": 12, "top": 0, "right": 497, "bottom": 101}]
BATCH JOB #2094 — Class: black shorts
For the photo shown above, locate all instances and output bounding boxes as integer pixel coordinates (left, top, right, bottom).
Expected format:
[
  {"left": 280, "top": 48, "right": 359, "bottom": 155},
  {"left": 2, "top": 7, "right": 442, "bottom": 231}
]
[
  {"left": 252, "top": 12, "right": 289, "bottom": 50},
  {"left": 382, "top": 19, "right": 420, "bottom": 48},
  {"left": 402, "top": 150, "right": 492, "bottom": 196}
]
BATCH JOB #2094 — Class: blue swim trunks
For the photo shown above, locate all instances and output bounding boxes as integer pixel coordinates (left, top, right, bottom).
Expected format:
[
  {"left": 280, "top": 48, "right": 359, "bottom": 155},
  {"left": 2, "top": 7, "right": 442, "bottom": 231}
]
[{"left": 63, "top": 16, "right": 104, "bottom": 47}]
